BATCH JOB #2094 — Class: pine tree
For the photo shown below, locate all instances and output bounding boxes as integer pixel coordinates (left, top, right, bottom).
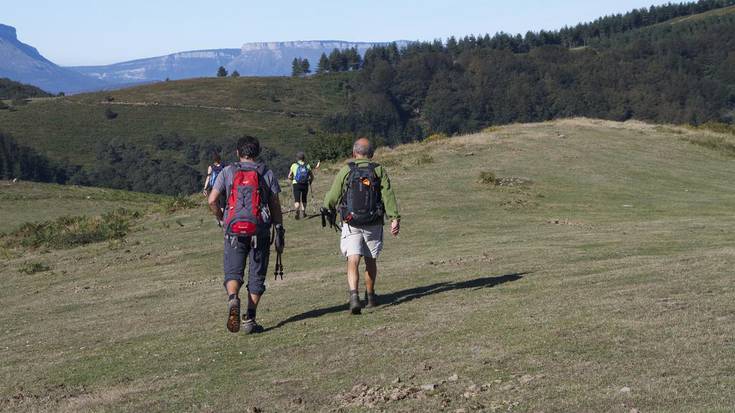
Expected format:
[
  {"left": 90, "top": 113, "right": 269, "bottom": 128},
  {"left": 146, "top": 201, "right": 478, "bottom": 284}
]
[
  {"left": 345, "top": 48, "right": 362, "bottom": 70},
  {"left": 301, "top": 58, "right": 311, "bottom": 75},
  {"left": 328, "top": 48, "right": 348, "bottom": 72},
  {"left": 292, "top": 58, "right": 304, "bottom": 77},
  {"left": 231, "top": 70, "right": 240, "bottom": 78},
  {"left": 217, "top": 66, "right": 228, "bottom": 77},
  {"left": 317, "top": 53, "right": 329, "bottom": 74}
]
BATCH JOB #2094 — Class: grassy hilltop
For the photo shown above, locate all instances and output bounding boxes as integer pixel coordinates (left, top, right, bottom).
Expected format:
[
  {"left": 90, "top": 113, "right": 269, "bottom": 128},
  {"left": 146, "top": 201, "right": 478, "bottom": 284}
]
[{"left": 2, "top": 119, "right": 735, "bottom": 412}]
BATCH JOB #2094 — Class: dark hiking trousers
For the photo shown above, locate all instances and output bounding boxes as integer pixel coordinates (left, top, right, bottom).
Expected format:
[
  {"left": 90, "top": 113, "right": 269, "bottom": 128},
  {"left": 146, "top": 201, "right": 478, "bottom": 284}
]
[
  {"left": 292, "top": 183, "right": 309, "bottom": 204},
  {"left": 223, "top": 232, "right": 270, "bottom": 295}
]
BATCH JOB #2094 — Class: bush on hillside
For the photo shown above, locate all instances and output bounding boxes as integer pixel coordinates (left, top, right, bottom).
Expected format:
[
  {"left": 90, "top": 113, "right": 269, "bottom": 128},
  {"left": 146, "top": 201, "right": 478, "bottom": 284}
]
[
  {"left": 18, "top": 261, "right": 51, "bottom": 275},
  {"left": 309, "top": 133, "right": 354, "bottom": 161},
  {"left": 686, "top": 136, "right": 735, "bottom": 157},
  {"left": 478, "top": 171, "right": 497, "bottom": 185},
  {"left": 3, "top": 208, "right": 140, "bottom": 250},
  {"left": 159, "top": 194, "right": 199, "bottom": 213},
  {"left": 104, "top": 107, "right": 118, "bottom": 120}
]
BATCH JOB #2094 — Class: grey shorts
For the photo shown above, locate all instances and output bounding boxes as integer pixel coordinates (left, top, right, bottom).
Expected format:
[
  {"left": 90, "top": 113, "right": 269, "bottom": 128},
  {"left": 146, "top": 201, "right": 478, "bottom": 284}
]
[
  {"left": 223, "top": 233, "right": 270, "bottom": 295},
  {"left": 340, "top": 223, "right": 383, "bottom": 259}
]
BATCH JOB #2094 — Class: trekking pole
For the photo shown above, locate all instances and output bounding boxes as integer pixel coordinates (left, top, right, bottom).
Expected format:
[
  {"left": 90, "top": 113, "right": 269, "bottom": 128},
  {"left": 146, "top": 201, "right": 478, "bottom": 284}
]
[{"left": 271, "top": 224, "right": 285, "bottom": 280}]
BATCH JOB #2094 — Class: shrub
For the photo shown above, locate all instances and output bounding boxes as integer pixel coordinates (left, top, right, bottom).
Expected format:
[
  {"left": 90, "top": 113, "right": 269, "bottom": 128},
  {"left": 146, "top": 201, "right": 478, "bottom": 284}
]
[
  {"left": 309, "top": 133, "right": 354, "bottom": 161},
  {"left": 18, "top": 262, "right": 51, "bottom": 275},
  {"left": 696, "top": 122, "right": 735, "bottom": 136},
  {"left": 686, "top": 136, "right": 735, "bottom": 157},
  {"left": 415, "top": 153, "right": 434, "bottom": 165},
  {"left": 158, "top": 194, "right": 199, "bottom": 213},
  {"left": 3, "top": 208, "right": 140, "bottom": 250},
  {"left": 104, "top": 107, "right": 118, "bottom": 120},
  {"left": 423, "top": 133, "right": 448, "bottom": 143},
  {"left": 478, "top": 171, "right": 497, "bottom": 185}
]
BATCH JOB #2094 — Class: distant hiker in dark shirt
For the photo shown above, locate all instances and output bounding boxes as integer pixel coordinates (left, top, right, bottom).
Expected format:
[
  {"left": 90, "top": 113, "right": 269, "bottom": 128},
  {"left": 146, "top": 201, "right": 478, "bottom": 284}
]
[
  {"left": 203, "top": 153, "right": 225, "bottom": 196},
  {"left": 287, "top": 151, "right": 313, "bottom": 220},
  {"left": 203, "top": 153, "right": 226, "bottom": 225},
  {"left": 208, "top": 136, "right": 284, "bottom": 334},
  {"left": 323, "top": 138, "right": 400, "bottom": 315}
]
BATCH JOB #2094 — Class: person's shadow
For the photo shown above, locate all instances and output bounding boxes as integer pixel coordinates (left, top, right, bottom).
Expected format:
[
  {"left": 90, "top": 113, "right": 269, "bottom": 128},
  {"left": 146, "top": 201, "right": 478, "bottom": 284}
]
[{"left": 266, "top": 272, "right": 528, "bottom": 332}]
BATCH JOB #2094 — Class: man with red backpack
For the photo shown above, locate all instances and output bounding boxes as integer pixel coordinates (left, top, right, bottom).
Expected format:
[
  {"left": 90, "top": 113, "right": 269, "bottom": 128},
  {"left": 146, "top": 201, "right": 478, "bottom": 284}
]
[
  {"left": 323, "top": 138, "right": 400, "bottom": 315},
  {"left": 208, "top": 136, "right": 284, "bottom": 334}
]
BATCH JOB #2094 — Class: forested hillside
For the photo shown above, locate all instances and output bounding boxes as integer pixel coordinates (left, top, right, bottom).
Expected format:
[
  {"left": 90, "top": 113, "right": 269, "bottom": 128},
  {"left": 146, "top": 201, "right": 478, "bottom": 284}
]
[
  {"left": 324, "top": 1, "right": 735, "bottom": 142},
  {"left": 0, "top": 78, "right": 51, "bottom": 100}
]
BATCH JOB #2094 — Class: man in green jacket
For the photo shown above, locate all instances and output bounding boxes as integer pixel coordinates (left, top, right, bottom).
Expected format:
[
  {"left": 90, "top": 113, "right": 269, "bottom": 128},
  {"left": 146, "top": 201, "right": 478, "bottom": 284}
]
[{"left": 323, "top": 138, "right": 400, "bottom": 315}]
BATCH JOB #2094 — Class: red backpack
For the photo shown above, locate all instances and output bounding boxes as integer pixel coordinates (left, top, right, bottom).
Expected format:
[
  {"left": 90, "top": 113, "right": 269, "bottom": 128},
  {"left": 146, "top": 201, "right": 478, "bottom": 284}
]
[{"left": 224, "top": 163, "right": 271, "bottom": 237}]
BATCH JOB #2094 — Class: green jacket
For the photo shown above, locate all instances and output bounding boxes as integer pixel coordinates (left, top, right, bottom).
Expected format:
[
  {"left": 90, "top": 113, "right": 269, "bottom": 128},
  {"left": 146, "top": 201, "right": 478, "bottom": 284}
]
[{"left": 323, "top": 159, "right": 400, "bottom": 221}]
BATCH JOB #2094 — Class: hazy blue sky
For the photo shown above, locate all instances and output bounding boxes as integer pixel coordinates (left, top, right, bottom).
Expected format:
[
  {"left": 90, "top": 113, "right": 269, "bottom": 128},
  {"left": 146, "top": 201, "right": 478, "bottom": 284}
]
[{"left": 4, "top": 0, "right": 674, "bottom": 66}]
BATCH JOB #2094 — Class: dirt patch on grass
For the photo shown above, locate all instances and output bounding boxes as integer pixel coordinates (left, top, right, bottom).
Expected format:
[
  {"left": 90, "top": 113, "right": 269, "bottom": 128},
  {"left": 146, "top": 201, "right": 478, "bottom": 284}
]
[{"left": 334, "top": 382, "right": 424, "bottom": 408}]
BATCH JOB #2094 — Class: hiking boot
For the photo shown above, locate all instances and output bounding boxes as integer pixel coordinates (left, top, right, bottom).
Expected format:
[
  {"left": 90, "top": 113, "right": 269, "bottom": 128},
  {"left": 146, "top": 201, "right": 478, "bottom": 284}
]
[
  {"left": 349, "top": 292, "right": 362, "bottom": 315},
  {"left": 242, "top": 318, "right": 264, "bottom": 334},
  {"left": 226, "top": 297, "right": 241, "bottom": 333},
  {"left": 365, "top": 292, "right": 378, "bottom": 308}
]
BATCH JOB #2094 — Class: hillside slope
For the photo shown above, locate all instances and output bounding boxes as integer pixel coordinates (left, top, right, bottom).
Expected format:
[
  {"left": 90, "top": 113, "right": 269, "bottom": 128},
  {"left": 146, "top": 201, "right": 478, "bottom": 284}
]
[
  {"left": 0, "top": 74, "right": 353, "bottom": 169},
  {"left": 1, "top": 119, "right": 734, "bottom": 412}
]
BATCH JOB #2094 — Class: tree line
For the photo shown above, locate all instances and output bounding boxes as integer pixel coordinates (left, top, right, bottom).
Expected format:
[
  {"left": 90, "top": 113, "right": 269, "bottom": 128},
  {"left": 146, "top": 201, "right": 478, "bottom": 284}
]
[
  {"left": 0, "top": 130, "right": 292, "bottom": 196},
  {"left": 0, "top": 77, "right": 51, "bottom": 100},
  {"left": 321, "top": 0, "right": 735, "bottom": 144},
  {"left": 0, "top": 133, "right": 69, "bottom": 184}
]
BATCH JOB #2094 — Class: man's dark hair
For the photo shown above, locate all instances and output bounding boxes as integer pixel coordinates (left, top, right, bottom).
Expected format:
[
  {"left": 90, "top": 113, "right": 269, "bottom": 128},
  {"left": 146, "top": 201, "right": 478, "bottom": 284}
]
[
  {"left": 237, "top": 135, "right": 260, "bottom": 159},
  {"left": 296, "top": 151, "right": 306, "bottom": 161}
]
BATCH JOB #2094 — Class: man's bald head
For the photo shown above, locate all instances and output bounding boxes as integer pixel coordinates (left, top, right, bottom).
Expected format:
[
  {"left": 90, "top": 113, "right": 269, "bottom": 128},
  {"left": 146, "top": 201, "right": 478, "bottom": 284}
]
[{"left": 353, "top": 138, "right": 374, "bottom": 159}]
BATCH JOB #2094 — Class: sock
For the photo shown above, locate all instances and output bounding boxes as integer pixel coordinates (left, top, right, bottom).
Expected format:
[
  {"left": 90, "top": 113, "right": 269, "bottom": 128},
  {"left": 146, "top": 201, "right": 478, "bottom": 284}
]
[
  {"left": 246, "top": 308, "right": 256, "bottom": 320},
  {"left": 228, "top": 294, "right": 238, "bottom": 301}
]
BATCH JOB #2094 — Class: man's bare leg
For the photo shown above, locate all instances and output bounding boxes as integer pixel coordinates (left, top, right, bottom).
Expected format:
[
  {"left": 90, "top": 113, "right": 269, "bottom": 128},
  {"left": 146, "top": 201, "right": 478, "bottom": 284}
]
[
  {"left": 225, "top": 280, "right": 241, "bottom": 332},
  {"left": 225, "top": 280, "right": 240, "bottom": 296},
  {"left": 247, "top": 292, "right": 261, "bottom": 315},
  {"left": 364, "top": 257, "right": 377, "bottom": 294},
  {"left": 347, "top": 255, "right": 362, "bottom": 314},
  {"left": 364, "top": 257, "right": 378, "bottom": 308}
]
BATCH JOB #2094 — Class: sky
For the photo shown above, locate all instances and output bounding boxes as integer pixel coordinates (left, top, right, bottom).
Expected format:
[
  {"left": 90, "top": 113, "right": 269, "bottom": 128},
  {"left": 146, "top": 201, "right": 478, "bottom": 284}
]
[{"left": 4, "top": 0, "right": 675, "bottom": 66}]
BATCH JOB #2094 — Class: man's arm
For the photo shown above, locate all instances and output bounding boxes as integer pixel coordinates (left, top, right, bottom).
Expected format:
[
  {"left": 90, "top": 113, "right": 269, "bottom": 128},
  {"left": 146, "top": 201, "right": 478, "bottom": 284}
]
[
  {"left": 323, "top": 166, "right": 348, "bottom": 210},
  {"left": 378, "top": 167, "right": 401, "bottom": 236},
  {"left": 269, "top": 194, "right": 283, "bottom": 225},
  {"left": 203, "top": 165, "right": 212, "bottom": 193},
  {"left": 208, "top": 188, "right": 224, "bottom": 221}
]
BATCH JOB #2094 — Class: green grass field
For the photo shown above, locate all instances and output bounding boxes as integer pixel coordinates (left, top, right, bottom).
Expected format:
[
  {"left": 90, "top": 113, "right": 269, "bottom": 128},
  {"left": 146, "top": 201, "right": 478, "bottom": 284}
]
[
  {"left": 1, "top": 119, "right": 734, "bottom": 412},
  {"left": 0, "top": 74, "right": 353, "bottom": 166}
]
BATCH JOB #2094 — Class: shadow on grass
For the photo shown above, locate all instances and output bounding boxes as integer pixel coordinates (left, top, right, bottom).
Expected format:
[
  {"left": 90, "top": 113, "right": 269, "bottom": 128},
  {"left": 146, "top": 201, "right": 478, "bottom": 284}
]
[{"left": 267, "top": 272, "right": 528, "bottom": 332}]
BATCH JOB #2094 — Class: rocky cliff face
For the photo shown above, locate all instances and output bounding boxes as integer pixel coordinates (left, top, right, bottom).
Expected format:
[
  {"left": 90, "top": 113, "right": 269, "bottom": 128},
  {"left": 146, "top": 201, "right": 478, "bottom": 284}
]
[
  {"left": 70, "top": 49, "right": 242, "bottom": 83},
  {"left": 69, "top": 41, "right": 406, "bottom": 84},
  {"left": 0, "top": 24, "right": 105, "bottom": 94}
]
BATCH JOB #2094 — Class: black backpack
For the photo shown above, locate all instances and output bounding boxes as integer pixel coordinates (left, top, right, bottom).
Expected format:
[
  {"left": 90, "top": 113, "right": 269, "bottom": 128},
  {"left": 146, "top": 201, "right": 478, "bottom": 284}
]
[{"left": 339, "top": 162, "right": 384, "bottom": 226}]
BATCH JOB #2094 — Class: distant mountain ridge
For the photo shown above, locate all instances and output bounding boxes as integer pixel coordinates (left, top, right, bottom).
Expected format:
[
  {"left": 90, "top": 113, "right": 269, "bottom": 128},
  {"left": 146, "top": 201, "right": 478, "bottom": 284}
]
[
  {"left": 0, "top": 23, "right": 404, "bottom": 92},
  {"left": 69, "top": 40, "right": 407, "bottom": 84},
  {"left": 0, "top": 24, "right": 105, "bottom": 94}
]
